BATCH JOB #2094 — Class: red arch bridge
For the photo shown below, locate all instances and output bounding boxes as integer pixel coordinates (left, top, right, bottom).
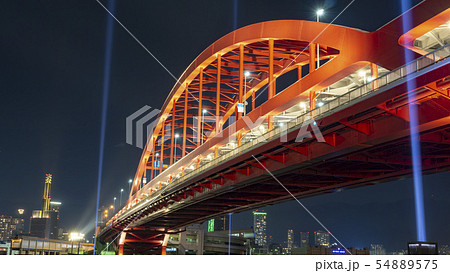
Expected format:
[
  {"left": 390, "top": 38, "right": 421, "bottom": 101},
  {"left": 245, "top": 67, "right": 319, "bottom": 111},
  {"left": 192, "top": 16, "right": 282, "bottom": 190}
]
[{"left": 97, "top": 0, "right": 450, "bottom": 254}]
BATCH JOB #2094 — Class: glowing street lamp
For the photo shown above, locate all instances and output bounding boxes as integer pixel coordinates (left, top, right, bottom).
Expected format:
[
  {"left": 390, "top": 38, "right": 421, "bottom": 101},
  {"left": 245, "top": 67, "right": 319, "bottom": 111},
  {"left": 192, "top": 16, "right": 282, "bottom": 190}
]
[
  {"left": 174, "top": 134, "right": 180, "bottom": 163},
  {"left": 120, "top": 188, "right": 124, "bottom": 206},
  {"left": 316, "top": 9, "right": 324, "bottom": 18},
  {"left": 316, "top": 9, "right": 324, "bottom": 69},
  {"left": 244, "top": 71, "right": 251, "bottom": 115},
  {"left": 113, "top": 197, "right": 117, "bottom": 212},
  {"left": 128, "top": 179, "right": 132, "bottom": 195},
  {"left": 201, "top": 109, "right": 207, "bottom": 144}
]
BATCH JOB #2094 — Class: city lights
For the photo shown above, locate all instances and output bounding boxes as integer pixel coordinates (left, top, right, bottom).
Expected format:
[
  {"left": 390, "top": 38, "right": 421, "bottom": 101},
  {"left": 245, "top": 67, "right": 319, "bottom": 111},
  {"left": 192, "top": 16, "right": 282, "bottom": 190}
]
[{"left": 69, "top": 232, "right": 85, "bottom": 242}]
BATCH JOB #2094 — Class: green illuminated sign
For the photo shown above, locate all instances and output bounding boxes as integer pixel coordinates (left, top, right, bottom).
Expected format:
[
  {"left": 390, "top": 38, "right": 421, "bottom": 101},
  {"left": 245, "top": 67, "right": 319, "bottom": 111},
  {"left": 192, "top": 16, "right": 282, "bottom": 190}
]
[{"left": 208, "top": 219, "right": 215, "bottom": 232}]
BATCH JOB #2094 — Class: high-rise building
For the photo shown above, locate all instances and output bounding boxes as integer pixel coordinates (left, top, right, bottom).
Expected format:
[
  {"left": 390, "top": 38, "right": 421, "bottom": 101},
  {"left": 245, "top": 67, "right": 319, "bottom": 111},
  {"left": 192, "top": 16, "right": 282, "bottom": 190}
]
[
  {"left": 48, "top": 201, "right": 61, "bottom": 239},
  {"left": 314, "top": 230, "right": 330, "bottom": 247},
  {"left": 207, "top": 215, "right": 229, "bottom": 232},
  {"left": 0, "top": 215, "right": 12, "bottom": 241},
  {"left": 287, "top": 229, "right": 294, "bottom": 250},
  {"left": 1, "top": 215, "right": 25, "bottom": 241},
  {"left": 29, "top": 218, "right": 49, "bottom": 238},
  {"left": 252, "top": 210, "right": 267, "bottom": 247},
  {"left": 300, "top": 232, "right": 310, "bottom": 247},
  {"left": 10, "top": 218, "right": 25, "bottom": 237},
  {"left": 370, "top": 244, "right": 386, "bottom": 255}
]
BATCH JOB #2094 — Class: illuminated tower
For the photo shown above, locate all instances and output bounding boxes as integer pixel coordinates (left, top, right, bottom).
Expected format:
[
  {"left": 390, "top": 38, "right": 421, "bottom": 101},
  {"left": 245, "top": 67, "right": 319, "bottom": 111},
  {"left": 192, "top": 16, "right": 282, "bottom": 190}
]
[
  {"left": 252, "top": 210, "right": 267, "bottom": 247},
  {"left": 287, "top": 229, "right": 294, "bottom": 250},
  {"left": 41, "top": 174, "right": 52, "bottom": 217},
  {"left": 29, "top": 174, "right": 53, "bottom": 238}
]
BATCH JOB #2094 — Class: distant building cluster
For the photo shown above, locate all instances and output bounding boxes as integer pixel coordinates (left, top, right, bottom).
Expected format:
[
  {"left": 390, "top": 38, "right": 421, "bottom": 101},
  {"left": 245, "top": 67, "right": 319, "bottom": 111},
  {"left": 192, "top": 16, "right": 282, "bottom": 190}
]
[
  {"left": 370, "top": 244, "right": 386, "bottom": 255},
  {"left": 0, "top": 173, "right": 95, "bottom": 255},
  {"left": 0, "top": 215, "right": 25, "bottom": 241},
  {"left": 200, "top": 210, "right": 370, "bottom": 255}
]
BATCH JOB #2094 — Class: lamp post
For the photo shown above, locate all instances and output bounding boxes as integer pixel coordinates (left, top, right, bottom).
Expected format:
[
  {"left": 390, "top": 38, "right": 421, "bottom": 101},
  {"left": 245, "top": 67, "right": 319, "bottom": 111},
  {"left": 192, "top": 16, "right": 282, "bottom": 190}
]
[
  {"left": 155, "top": 153, "right": 160, "bottom": 176},
  {"left": 113, "top": 197, "right": 116, "bottom": 212},
  {"left": 201, "top": 109, "right": 207, "bottom": 144},
  {"left": 120, "top": 188, "right": 124, "bottom": 206},
  {"left": 174, "top": 134, "right": 180, "bottom": 163},
  {"left": 128, "top": 179, "right": 132, "bottom": 196},
  {"left": 244, "top": 71, "right": 250, "bottom": 115},
  {"left": 316, "top": 9, "right": 324, "bottom": 69}
]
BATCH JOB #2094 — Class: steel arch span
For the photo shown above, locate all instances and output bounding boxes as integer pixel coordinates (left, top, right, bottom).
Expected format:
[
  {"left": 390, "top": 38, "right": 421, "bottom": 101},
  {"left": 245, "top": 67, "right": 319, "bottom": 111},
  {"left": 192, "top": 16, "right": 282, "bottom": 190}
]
[{"left": 98, "top": 0, "right": 450, "bottom": 255}]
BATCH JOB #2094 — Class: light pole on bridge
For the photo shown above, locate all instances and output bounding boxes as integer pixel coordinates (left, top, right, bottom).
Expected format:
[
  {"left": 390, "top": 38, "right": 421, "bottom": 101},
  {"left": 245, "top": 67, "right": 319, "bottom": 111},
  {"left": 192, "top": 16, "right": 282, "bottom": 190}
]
[
  {"left": 174, "top": 134, "right": 180, "bottom": 163},
  {"left": 316, "top": 8, "right": 324, "bottom": 69},
  {"left": 128, "top": 179, "right": 132, "bottom": 196},
  {"left": 201, "top": 109, "right": 207, "bottom": 144}
]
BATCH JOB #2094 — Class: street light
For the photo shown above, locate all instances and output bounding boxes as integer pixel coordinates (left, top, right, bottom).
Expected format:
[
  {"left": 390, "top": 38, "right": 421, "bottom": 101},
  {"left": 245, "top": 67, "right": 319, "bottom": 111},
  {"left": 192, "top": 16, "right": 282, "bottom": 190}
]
[
  {"left": 201, "top": 109, "right": 207, "bottom": 144},
  {"left": 174, "top": 134, "right": 180, "bottom": 163},
  {"left": 316, "top": 9, "right": 324, "bottom": 17},
  {"left": 120, "top": 188, "right": 124, "bottom": 206},
  {"left": 155, "top": 153, "right": 160, "bottom": 176},
  {"left": 316, "top": 9, "right": 324, "bottom": 69},
  {"left": 244, "top": 71, "right": 251, "bottom": 115},
  {"left": 113, "top": 197, "right": 116, "bottom": 212},
  {"left": 128, "top": 179, "right": 132, "bottom": 196}
]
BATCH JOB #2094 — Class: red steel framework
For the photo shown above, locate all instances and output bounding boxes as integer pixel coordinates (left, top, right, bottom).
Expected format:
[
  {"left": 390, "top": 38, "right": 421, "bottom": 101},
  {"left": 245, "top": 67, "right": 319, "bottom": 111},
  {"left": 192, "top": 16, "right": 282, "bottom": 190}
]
[{"left": 98, "top": 0, "right": 450, "bottom": 254}]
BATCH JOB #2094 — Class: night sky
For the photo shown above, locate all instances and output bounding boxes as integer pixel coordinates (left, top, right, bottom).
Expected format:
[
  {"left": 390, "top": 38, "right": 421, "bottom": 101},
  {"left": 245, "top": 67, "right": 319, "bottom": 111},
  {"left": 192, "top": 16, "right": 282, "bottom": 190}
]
[{"left": 1, "top": 0, "right": 448, "bottom": 252}]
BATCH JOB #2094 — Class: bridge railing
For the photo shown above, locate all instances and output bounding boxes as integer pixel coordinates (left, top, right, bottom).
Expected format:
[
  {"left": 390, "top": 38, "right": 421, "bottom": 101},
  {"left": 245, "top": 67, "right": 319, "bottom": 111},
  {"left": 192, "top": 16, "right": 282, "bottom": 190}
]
[
  {"left": 128, "top": 43, "right": 450, "bottom": 209},
  {"left": 311, "top": 44, "right": 449, "bottom": 117}
]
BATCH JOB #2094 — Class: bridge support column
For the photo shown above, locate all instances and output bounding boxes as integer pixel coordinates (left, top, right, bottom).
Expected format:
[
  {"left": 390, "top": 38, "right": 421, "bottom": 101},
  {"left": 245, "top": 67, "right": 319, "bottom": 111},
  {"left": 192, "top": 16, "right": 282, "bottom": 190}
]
[
  {"left": 309, "top": 43, "right": 316, "bottom": 72},
  {"left": 118, "top": 232, "right": 127, "bottom": 255},
  {"left": 161, "top": 234, "right": 170, "bottom": 255}
]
